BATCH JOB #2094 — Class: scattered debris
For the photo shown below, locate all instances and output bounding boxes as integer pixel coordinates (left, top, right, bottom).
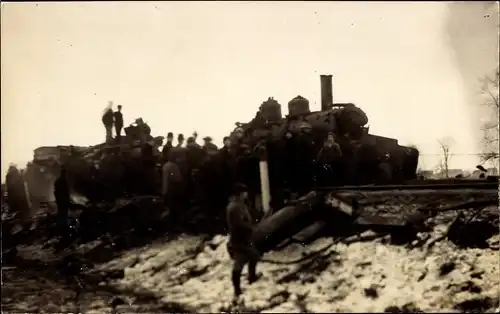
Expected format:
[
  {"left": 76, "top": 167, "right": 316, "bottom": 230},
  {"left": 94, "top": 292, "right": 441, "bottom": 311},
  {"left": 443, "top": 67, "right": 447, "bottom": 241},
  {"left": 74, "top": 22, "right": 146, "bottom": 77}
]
[
  {"left": 363, "top": 285, "right": 379, "bottom": 299},
  {"left": 384, "top": 303, "right": 422, "bottom": 313},
  {"left": 454, "top": 296, "right": 498, "bottom": 313},
  {"left": 439, "top": 261, "right": 456, "bottom": 277}
]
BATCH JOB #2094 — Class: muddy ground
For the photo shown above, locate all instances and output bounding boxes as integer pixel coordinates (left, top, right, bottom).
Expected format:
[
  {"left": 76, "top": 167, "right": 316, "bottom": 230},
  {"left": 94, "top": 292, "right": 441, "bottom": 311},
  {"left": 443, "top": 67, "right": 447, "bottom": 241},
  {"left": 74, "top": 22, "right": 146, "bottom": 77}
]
[{"left": 2, "top": 205, "right": 499, "bottom": 313}]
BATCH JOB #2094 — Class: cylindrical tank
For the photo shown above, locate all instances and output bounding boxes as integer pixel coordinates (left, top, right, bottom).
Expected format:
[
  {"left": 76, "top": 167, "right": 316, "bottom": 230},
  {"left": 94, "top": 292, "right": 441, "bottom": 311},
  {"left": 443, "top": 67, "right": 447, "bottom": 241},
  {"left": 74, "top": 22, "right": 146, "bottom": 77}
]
[
  {"left": 260, "top": 97, "right": 282, "bottom": 122},
  {"left": 288, "top": 95, "right": 310, "bottom": 117},
  {"left": 320, "top": 75, "right": 333, "bottom": 111}
]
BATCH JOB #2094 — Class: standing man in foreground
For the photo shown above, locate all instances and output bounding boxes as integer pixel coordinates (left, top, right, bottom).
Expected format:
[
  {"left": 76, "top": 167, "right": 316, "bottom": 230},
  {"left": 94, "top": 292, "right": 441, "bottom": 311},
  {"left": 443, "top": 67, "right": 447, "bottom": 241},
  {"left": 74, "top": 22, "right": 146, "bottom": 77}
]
[{"left": 226, "top": 183, "right": 262, "bottom": 297}]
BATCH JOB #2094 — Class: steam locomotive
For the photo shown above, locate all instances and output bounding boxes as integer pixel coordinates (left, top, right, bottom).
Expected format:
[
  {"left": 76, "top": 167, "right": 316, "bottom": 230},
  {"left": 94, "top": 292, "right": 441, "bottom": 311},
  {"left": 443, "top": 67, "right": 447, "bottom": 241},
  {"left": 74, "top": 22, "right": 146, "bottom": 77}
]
[{"left": 230, "top": 75, "right": 419, "bottom": 185}]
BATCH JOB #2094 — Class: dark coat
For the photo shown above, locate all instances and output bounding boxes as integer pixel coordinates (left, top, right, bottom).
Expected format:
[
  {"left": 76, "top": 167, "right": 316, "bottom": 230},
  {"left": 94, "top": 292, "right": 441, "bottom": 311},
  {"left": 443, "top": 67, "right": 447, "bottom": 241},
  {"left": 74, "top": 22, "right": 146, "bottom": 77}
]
[
  {"left": 102, "top": 109, "right": 114, "bottom": 127},
  {"left": 226, "top": 199, "right": 255, "bottom": 246},
  {"left": 114, "top": 111, "right": 123, "bottom": 128},
  {"left": 317, "top": 143, "right": 342, "bottom": 165}
]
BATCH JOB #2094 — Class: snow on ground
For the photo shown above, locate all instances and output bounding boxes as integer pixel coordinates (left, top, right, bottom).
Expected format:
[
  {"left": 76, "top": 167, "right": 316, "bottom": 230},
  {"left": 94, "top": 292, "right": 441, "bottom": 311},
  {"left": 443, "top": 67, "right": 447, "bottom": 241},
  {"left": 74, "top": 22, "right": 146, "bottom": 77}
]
[{"left": 98, "top": 229, "right": 500, "bottom": 313}]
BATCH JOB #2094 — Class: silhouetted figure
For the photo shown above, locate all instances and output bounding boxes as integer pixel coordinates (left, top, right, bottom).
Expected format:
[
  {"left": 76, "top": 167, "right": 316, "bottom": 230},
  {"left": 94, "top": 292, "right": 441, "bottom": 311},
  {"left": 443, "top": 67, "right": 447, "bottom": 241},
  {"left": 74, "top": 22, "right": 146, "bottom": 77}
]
[
  {"left": 219, "top": 136, "right": 236, "bottom": 174},
  {"left": 234, "top": 143, "right": 259, "bottom": 212},
  {"left": 177, "top": 134, "right": 185, "bottom": 148},
  {"left": 162, "top": 150, "right": 185, "bottom": 227},
  {"left": 134, "top": 118, "right": 151, "bottom": 142},
  {"left": 186, "top": 137, "right": 205, "bottom": 169},
  {"left": 192, "top": 131, "right": 200, "bottom": 147},
  {"left": 218, "top": 136, "right": 237, "bottom": 209},
  {"left": 223, "top": 136, "right": 232, "bottom": 149},
  {"left": 114, "top": 105, "right": 124, "bottom": 139},
  {"left": 202, "top": 136, "right": 218, "bottom": 154},
  {"left": 294, "top": 122, "right": 316, "bottom": 195},
  {"left": 186, "top": 136, "right": 195, "bottom": 147},
  {"left": 162, "top": 132, "right": 174, "bottom": 163},
  {"left": 231, "top": 127, "right": 245, "bottom": 147},
  {"left": 102, "top": 101, "right": 114, "bottom": 143},
  {"left": 226, "top": 183, "right": 261, "bottom": 297},
  {"left": 198, "top": 148, "right": 222, "bottom": 218},
  {"left": 5, "top": 165, "right": 26, "bottom": 217},
  {"left": 316, "top": 132, "right": 342, "bottom": 186},
  {"left": 186, "top": 137, "right": 205, "bottom": 202}
]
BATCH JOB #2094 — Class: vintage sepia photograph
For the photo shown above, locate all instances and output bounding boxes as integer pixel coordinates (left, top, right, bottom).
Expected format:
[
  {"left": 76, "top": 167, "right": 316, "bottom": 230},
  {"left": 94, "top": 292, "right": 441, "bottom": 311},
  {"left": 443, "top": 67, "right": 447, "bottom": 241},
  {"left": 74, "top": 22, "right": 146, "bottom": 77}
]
[{"left": 1, "top": 1, "right": 499, "bottom": 312}]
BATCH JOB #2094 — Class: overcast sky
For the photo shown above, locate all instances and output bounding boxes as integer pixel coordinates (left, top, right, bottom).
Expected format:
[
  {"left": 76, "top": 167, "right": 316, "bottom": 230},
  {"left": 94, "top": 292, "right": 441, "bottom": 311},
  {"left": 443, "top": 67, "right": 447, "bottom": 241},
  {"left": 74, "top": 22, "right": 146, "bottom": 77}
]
[{"left": 1, "top": 1, "right": 498, "bottom": 175}]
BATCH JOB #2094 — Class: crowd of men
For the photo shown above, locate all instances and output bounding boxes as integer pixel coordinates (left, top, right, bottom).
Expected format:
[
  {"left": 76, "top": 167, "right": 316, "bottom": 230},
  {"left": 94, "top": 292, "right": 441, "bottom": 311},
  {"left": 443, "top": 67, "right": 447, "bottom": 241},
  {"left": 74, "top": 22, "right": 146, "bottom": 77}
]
[
  {"left": 98, "top": 102, "right": 345, "bottom": 218},
  {"left": 160, "top": 128, "right": 252, "bottom": 226},
  {"left": 3, "top": 101, "right": 347, "bottom": 298}
]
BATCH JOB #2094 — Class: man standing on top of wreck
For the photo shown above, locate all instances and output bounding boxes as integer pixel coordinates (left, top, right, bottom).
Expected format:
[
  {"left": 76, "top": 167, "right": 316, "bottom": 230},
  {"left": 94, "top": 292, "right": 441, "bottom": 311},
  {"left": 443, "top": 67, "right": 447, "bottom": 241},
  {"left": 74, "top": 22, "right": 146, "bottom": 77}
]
[
  {"left": 226, "top": 183, "right": 262, "bottom": 297},
  {"left": 102, "top": 101, "right": 114, "bottom": 143},
  {"left": 114, "top": 105, "right": 124, "bottom": 140}
]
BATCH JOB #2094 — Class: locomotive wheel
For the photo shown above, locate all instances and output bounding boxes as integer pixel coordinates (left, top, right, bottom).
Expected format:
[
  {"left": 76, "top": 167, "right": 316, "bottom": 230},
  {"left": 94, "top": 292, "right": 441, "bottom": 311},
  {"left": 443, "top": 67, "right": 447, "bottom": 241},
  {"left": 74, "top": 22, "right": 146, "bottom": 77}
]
[{"left": 378, "top": 162, "right": 393, "bottom": 183}]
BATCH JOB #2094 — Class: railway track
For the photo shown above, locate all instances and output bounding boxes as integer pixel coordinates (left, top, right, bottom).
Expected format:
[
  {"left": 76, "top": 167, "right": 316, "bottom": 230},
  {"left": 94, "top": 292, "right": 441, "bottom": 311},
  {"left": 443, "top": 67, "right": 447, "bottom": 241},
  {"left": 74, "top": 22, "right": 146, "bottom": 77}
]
[
  {"left": 329, "top": 178, "right": 498, "bottom": 215},
  {"left": 323, "top": 178, "right": 498, "bottom": 220},
  {"left": 319, "top": 177, "right": 499, "bottom": 191}
]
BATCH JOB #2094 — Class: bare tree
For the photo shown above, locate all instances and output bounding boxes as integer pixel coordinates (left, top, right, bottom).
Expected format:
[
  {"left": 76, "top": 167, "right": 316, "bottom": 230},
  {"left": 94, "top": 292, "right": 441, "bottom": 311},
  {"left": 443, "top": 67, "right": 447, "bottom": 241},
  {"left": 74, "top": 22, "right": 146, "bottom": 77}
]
[
  {"left": 407, "top": 144, "right": 426, "bottom": 178},
  {"left": 479, "top": 67, "right": 499, "bottom": 166},
  {"left": 437, "top": 137, "right": 455, "bottom": 178}
]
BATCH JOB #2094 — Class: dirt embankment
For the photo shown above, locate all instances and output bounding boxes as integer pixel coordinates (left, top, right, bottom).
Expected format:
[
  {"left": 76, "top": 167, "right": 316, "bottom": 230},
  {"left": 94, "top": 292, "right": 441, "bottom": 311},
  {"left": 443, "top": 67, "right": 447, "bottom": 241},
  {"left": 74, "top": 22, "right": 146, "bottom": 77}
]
[
  {"left": 2, "top": 188, "right": 499, "bottom": 313},
  {"left": 4, "top": 220, "right": 498, "bottom": 313}
]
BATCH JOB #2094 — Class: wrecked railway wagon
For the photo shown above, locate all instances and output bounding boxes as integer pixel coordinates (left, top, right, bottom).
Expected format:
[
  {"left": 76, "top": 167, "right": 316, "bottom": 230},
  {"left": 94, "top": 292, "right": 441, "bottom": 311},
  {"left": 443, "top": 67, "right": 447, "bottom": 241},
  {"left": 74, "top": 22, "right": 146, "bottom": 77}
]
[{"left": 27, "top": 121, "right": 165, "bottom": 204}]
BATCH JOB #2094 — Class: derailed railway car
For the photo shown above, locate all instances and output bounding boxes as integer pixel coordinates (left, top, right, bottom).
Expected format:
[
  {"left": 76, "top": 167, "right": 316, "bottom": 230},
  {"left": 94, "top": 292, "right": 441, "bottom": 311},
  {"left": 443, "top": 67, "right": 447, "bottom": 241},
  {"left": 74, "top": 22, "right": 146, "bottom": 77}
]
[{"left": 29, "top": 124, "right": 166, "bottom": 204}]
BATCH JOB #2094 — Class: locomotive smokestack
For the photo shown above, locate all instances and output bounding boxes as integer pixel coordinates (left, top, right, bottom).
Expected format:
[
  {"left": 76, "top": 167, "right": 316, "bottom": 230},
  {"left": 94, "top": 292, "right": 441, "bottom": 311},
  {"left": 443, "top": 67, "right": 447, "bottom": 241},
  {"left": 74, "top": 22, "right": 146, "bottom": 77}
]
[{"left": 320, "top": 75, "right": 333, "bottom": 111}]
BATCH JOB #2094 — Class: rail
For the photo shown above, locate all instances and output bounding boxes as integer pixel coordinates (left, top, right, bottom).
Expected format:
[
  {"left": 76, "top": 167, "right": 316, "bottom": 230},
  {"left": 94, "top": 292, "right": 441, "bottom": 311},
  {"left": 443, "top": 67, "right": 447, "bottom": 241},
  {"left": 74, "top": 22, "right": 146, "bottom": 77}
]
[{"left": 315, "top": 181, "right": 499, "bottom": 192}]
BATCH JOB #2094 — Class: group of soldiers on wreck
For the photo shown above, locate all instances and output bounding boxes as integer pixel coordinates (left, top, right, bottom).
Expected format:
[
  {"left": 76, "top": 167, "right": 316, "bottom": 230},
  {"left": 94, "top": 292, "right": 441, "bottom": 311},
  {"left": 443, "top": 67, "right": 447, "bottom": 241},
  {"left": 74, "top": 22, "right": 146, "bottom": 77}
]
[
  {"left": 5, "top": 96, "right": 352, "bottom": 230},
  {"left": 3, "top": 96, "right": 374, "bottom": 298},
  {"left": 94, "top": 97, "right": 347, "bottom": 225},
  {"left": 4, "top": 96, "right": 350, "bottom": 237}
]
